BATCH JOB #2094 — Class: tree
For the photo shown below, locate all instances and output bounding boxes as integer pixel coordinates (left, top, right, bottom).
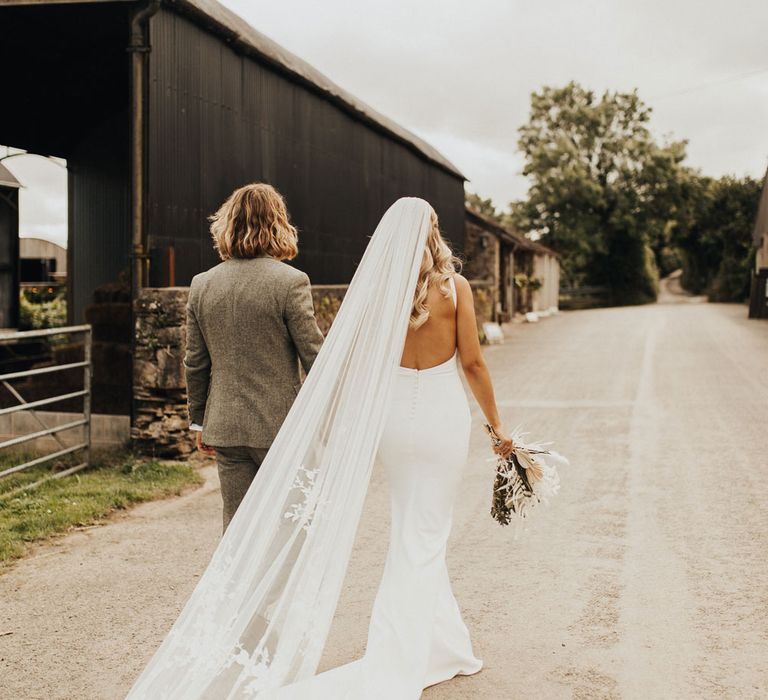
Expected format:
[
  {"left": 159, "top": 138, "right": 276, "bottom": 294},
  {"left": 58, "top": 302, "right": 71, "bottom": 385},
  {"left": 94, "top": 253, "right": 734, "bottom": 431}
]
[
  {"left": 510, "top": 82, "right": 689, "bottom": 304},
  {"left": 673, "top": 175, "right": 761, "bottom": 301},
  {"left": 465, "top": 191, "right": 503, "bottom": 223}
]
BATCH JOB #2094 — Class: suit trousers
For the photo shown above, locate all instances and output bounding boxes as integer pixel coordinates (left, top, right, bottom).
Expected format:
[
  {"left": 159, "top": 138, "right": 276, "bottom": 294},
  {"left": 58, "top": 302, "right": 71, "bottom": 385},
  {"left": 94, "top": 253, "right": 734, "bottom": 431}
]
[{"left": 214, "top": 446, "right": 269, "bottom": 533}]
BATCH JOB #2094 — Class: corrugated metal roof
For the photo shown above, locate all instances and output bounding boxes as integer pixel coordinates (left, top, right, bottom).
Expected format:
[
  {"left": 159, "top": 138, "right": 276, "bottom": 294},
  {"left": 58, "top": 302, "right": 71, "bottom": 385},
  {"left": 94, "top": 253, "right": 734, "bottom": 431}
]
[
  {"left": 0, "top": 162, "right": 21, "bottom": 189},
  {"left": 0, "top": 0, "right": 465, "bottom": 180},
  {"left": 175, "top": 0, "right": 465, "bottom": 179},
  {"left": 753, "top": 165, "right": 768, "bottom": 248}
]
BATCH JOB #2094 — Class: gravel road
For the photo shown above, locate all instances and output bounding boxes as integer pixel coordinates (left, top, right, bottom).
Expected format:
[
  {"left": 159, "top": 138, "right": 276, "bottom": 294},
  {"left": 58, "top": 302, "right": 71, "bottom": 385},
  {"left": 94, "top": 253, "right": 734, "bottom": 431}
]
[{"left": 2, "top": 300, "right": 767, "bottom": 699}]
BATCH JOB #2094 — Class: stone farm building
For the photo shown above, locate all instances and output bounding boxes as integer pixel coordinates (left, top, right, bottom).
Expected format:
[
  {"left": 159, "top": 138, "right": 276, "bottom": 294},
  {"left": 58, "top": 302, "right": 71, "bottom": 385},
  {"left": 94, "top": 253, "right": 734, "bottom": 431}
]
[{"left": 464, "top": 207, "right": 560, "bottom": 323}]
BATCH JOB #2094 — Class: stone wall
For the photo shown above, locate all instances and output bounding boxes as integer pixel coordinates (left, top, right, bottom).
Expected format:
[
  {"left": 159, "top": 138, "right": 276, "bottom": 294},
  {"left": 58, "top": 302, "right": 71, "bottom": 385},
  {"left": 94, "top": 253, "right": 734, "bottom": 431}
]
[
  {"left": 310, "top": 285, "right": 347, "bottom": 335},
  {"left": 470, "top": 281, "right": 494, "bottom": 328},
  {"left": 463, "top": 218, "right": 499, "bottom": 285},
  {"left": 463, "top": 219, "right": 500, "bottom": 320},
  {"left": 132, "top": 288, "right": 192, "bottom": 457}
]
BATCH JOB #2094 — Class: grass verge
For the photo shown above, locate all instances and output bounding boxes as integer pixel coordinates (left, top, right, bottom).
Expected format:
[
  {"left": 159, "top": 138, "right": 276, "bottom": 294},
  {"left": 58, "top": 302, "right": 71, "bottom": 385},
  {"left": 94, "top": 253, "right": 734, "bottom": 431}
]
[{"left": 0, "top": 450, "right": 203, "bottom": 568}]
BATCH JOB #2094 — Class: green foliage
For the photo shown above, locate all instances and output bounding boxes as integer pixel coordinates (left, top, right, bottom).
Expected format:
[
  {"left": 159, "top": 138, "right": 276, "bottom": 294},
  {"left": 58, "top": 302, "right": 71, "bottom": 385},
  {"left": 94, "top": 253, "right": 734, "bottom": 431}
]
[
  {"left": 0, "top": 451, "right": 203, "bottom": 566},
  {"left": 510, "top": 82, "right": 693, "bottom": 305},
  {"left": 528, "top": 277, "right": 544, "bottom": 292},
  {"left": 19, "top": 287, "right": 67, "bottom": 330},
  {"left": 509, "top": 82, "right": 760, "bottom": 306},
  {"left": 673, "top": 175, "right": 761, "bottom": 301},
  {"left": 22, "top": 284, "right": 62, "bottom": 304},
  {"left": 513, "top": 272, "right": 529, "bottom": 288},
  {"left": 465, "top": 191, "right": 504, "bottom": 223}
]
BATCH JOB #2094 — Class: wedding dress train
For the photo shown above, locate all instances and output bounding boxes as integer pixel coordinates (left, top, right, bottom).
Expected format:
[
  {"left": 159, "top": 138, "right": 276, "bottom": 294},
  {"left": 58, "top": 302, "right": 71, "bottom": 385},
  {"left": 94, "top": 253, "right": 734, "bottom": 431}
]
[{"left": 268, "top": 278, "right": 482, "bottom": 699}]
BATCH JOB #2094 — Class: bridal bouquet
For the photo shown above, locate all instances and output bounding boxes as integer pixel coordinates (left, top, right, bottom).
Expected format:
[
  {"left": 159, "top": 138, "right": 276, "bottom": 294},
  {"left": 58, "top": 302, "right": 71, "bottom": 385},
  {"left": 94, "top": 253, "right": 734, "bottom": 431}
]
[{"left": 485, "top": 424, "right": 565, "bottom": 529}]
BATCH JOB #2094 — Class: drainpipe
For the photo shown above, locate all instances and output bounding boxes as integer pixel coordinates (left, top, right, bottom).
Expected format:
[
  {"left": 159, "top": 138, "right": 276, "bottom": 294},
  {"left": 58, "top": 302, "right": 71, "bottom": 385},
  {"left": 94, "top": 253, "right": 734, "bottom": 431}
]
[{"left": 128, "top": 0, "right": 161, "bottom": 298}]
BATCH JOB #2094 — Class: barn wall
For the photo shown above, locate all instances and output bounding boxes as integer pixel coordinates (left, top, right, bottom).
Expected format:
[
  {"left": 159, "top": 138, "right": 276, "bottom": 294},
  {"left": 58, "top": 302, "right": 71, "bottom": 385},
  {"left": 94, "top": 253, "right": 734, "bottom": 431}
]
[{"left": 145, "top": 8, "right": 465, "bottom": 286}]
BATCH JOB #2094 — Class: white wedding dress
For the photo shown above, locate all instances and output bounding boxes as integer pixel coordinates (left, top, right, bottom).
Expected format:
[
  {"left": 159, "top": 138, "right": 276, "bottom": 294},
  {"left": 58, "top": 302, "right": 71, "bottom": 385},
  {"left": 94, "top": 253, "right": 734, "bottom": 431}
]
[
  {"left": 267, "top": 278, "right": 482, "bottom": 700},
  {"left": 369, "top": 276, "right": 483, "bottom": 693}
]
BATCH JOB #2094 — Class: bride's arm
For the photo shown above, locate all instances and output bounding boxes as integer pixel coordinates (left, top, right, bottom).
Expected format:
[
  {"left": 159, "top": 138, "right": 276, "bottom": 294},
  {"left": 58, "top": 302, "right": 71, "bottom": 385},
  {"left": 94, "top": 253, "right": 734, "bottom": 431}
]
[{"left": 454, "top": 275, "right": 514, "bottom": 457}]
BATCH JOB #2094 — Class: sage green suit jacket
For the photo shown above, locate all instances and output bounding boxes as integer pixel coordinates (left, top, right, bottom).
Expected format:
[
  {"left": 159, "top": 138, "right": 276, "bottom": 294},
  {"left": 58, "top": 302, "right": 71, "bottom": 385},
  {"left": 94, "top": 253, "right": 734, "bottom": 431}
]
[{"left": 184, "top": 256, "right": 324, "bottom": 448}]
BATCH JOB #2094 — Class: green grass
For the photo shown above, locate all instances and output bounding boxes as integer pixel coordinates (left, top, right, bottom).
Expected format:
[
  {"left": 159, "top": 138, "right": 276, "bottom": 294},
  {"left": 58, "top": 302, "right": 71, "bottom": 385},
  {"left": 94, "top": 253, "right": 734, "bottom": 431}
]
[{"left": 0, "top": 450, "right": 203, "bottom": 567}]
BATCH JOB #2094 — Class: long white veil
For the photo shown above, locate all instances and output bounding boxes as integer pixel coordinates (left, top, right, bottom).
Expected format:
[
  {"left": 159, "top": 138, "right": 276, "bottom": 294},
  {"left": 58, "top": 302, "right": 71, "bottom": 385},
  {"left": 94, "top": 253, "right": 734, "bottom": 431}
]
[{"left": 127, "top": 197, "right": 433, "bottom": 698}]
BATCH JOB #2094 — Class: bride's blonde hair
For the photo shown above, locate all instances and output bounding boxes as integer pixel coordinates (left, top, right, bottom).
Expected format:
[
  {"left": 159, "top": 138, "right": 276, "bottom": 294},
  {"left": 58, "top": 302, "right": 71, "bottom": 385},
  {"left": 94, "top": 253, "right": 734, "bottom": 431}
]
[{"left": 409, "top": 209, "right": 462, "bottom": 329}]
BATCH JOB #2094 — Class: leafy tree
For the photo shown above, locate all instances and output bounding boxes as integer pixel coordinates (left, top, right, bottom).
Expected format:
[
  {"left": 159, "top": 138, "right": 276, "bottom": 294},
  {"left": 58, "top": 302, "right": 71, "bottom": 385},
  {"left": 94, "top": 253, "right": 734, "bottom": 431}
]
[
  {"left": 465, "top": 191, "right": 504, "bottom": 223},
  {"left": 510, "top": 82, "right": 690, "bottom": 304},
  {"left": 674, "top": 175, "right": 761, "bottom": 301}
]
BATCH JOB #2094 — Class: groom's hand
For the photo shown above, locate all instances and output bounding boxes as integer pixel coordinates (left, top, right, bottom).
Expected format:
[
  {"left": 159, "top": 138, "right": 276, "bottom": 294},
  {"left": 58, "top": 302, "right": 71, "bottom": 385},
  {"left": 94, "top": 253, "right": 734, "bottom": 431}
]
[{"left": 196, "top": 431, "right": 215, "bottom": 456}]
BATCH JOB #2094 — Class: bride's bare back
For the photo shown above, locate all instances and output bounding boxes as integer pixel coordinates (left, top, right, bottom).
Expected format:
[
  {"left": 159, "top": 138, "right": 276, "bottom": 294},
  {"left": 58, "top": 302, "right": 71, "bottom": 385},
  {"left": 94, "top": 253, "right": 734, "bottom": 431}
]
[
  {"left": 399, "top": 272, "right": 514, "bottom": 456},
  {"left": 400, "top": 278, "right": 458, "bottom": 370}
]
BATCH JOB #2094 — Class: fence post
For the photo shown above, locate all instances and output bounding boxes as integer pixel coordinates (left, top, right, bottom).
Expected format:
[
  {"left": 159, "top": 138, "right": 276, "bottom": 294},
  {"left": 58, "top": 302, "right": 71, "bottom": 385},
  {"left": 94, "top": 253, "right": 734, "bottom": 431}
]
[{"left": 83, "top": 326, "right": 92, "bottom": 468}]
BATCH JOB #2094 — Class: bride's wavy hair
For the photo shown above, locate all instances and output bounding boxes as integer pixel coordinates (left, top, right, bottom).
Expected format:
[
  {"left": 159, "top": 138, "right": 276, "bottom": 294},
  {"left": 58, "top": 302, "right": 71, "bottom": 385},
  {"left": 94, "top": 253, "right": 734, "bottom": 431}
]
[
  {"left": 209, "top": 183, "right": 298, "bottom": 261},
  {"left": 409, "top": 208, "right": 462, "bottom": 329}
]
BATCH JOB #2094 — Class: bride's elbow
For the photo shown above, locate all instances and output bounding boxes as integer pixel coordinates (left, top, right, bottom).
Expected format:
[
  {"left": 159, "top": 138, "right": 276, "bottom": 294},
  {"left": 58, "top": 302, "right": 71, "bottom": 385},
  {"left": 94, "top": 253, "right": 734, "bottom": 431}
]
[{"left": 461, "top": 357, "right": 486, "bottom": 376}]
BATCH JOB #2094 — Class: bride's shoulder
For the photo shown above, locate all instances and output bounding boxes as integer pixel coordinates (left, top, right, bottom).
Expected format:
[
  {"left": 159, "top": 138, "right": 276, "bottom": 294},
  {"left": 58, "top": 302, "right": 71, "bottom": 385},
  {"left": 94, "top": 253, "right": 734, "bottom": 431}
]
[{"left": 452, "top": 273, "right": 472, "bottom": 294}]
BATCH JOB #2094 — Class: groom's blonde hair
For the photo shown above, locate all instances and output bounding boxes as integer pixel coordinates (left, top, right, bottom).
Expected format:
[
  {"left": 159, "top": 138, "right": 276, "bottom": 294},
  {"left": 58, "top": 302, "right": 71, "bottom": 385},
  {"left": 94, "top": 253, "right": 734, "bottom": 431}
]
[{"left": 209, "top": 183, "right": 299, "bottom": 261}]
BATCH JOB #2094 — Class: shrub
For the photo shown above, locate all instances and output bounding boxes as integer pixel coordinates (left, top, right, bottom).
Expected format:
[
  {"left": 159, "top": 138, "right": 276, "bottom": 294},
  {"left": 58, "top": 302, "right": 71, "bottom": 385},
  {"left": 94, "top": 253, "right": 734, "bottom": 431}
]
[{"left": 19, "top": 290, "right": 67, "bottom": 330}]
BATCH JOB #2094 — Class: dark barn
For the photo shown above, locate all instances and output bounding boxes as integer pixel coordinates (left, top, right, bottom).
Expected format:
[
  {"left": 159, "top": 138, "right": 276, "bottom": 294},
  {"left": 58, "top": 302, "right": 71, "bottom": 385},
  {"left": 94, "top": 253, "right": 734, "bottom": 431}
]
[
  {"left": 0, "top": 0, "right": 465, "bottom": 319},
  {"left": 0, "top": 0, "right": 465, "bottom": 417}
]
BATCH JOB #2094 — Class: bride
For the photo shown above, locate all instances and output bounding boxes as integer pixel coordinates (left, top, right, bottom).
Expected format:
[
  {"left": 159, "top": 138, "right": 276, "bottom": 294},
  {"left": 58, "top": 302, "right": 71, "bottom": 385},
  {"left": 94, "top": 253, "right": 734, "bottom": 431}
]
[{"left": 127, "top": 197, "right": 514, "bottom": 699}]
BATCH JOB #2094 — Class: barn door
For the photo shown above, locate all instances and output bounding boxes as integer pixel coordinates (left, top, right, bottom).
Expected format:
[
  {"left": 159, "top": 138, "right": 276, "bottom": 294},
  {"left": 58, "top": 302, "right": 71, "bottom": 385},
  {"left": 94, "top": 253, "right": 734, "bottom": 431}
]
[{"left": 498, "top": 245, "right": 513, "bottom": 322}]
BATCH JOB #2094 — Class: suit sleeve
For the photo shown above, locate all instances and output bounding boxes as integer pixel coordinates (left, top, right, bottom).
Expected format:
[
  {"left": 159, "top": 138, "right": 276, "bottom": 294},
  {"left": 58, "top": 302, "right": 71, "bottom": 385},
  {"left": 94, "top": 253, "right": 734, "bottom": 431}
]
[
  {"left": 284, "top": 273, "right": 324, "bottom": 374},
  {"left": 184, "top": 284, "right": 212, "bottom": 427}
]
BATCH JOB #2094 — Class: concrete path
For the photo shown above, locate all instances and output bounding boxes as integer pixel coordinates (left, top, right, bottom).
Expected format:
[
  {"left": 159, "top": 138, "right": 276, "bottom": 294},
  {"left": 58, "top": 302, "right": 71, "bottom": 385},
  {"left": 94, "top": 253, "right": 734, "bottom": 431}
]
[{"left": 1, "top": 301, "right": 767, "bottom": 699}]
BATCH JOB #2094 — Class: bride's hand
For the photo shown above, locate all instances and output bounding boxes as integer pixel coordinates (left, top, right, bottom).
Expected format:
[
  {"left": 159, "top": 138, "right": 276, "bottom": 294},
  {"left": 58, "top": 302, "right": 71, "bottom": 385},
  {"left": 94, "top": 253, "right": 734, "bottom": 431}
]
[{"left": 490, "top": 425, "right": 515, "bottom": 458}]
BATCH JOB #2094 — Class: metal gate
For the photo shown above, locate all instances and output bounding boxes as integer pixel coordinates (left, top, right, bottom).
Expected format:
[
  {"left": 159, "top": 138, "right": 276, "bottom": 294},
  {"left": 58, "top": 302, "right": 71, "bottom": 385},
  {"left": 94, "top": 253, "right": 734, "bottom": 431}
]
[{"left": 0, "top": 324, "right": 91, "bottom": 494}]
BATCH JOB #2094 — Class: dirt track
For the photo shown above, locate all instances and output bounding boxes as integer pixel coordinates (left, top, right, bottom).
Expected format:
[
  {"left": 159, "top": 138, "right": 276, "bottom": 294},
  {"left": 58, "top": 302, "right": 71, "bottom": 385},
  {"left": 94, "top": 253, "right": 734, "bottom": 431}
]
[{"left": 2, "top": 301, "right": 767, "bottom": 699}]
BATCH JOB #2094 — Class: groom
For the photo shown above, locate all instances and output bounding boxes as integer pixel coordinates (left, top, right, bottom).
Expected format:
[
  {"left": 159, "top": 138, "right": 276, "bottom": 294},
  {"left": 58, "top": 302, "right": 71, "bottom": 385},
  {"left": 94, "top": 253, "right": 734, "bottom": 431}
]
[{"left": 184, "top": 183, "right": 324, "bottom": 532}]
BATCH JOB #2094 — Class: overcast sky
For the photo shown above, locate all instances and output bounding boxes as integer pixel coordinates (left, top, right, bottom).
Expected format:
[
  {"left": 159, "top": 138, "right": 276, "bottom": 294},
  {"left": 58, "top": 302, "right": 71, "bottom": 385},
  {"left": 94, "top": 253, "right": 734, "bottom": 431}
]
[{"left": 5, "top": 0, "right": 768, "bottom": 246}]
